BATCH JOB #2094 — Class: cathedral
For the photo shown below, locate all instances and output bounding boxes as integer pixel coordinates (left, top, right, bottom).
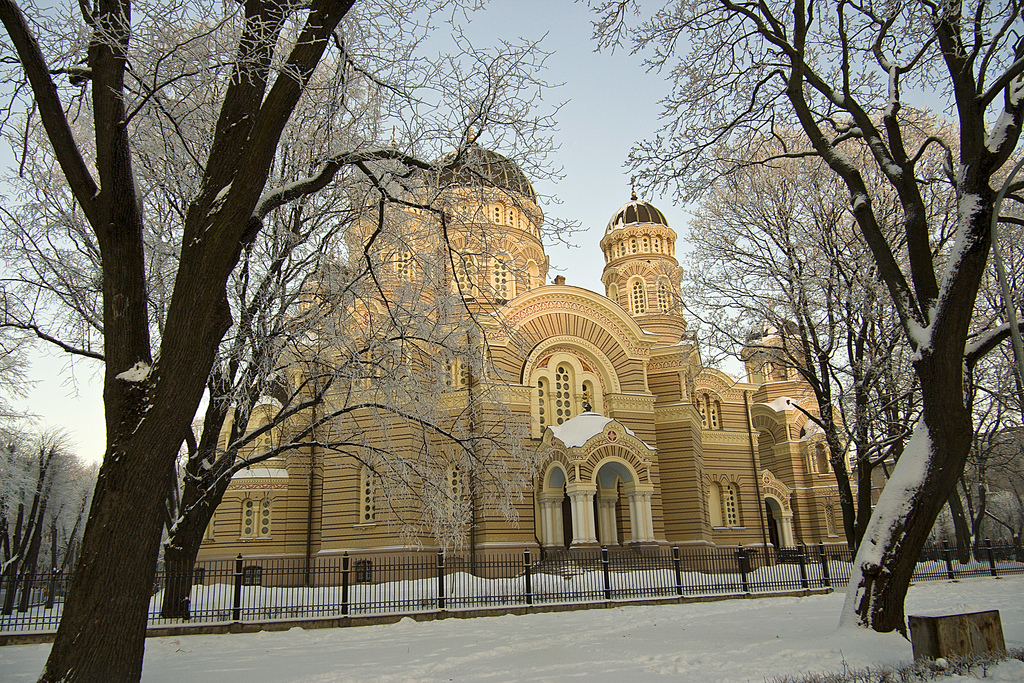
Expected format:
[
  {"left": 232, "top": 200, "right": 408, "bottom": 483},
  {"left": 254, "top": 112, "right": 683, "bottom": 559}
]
[{"left": 197, "top": 139, "right": 847, "bottom": 564}]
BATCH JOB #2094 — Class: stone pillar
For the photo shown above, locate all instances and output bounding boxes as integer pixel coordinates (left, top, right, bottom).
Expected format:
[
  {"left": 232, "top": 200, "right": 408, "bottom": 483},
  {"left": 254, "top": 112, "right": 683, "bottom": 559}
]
[
  {"left": 538, "top": 496, "right": 564, "bottom": 548},
  {"left": 627, "top": 490, "right": 655, "bottom": 543},
  {"left": 597, "top": 494, "right": 619, "bottom": 546},
  {"left": 567, "top": 487, "right": 598, "bottom": 545}
]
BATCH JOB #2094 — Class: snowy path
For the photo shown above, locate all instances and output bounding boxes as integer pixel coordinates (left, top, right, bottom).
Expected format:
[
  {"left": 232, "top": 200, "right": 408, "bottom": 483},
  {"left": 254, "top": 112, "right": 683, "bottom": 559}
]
[{"left": 1, "top": 577, "right": 1021, "bottom": 682}]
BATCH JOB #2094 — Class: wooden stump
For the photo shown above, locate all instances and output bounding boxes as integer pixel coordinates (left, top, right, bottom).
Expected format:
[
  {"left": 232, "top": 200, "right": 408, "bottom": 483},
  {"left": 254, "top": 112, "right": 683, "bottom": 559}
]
[{"left": 908, "top": 610, "right": 1005, "bottom": 660}]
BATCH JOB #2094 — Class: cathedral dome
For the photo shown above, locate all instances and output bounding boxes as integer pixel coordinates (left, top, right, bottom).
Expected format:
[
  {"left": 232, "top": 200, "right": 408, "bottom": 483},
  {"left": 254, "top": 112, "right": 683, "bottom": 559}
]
[
  {"left": 605, "top": 197, "right": 669, "bottom": 235},
  {"left": 436, "top": 142, "right": 536, "bottom": 202}
]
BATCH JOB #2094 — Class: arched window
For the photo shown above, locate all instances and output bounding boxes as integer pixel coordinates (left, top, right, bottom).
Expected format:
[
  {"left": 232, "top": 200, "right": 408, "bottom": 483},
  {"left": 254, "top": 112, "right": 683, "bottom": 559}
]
[
  {"left": 694, "top": 392, "right": 722, "bottom": 430},
  {"left": 653, "top": 238, "right": 661, "bottom": 253},
  {"left": 630, "top": 279, "right": 647, "bottom": 315},
  {"left": 241, "top": 493, "right": 272, "bottom": 538},
  {"left": 454, "top": 254, "right": 477, "bottom": 298},
  {"left": 630, "top": 237, "right": 638, "bottom": 254},
  {"left": 722, "top": 484, "right": 740, "bottom": 527},
  {"left": 607, "top": 282, "right": 619, "bottom": 305},
  {"left": 641, "top": 236, "right": 649, "bottom": 252},
  {"left": 824, "top": 504, "right": 837, "bottom": 536},
  {"left": 527, "top": 260, "right": 541, "bottom": 290},
  {"left": 537, "top": 378, "right": 549, "bottom": 430},
  {"left": 359, "top": 466, "right": 376, "bottom": 524},
  {"left": 492, "top": 204, "right": 503, "bottom": 225},
  {"left": 581, "top": 380, "right": 595, "bottom": 409},
  {"left": 619, "top": 242, "right": 627, "bottom": 257},
  {"left": 492, "top": 254, "right": 513, "bottom": 300},
  {"left": 508, "top": 209, "right": 517, "bottom": 228},
  {"left": 815, "top": 444, "right": 830, "bottom": 473},
  {"left": 657, "top": 279, "right": 670, "bottom": 312}
]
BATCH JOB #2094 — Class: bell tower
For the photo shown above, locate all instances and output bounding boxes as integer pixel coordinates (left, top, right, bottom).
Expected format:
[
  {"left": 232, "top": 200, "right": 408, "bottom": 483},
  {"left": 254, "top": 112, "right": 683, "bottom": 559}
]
[{"left": 599, "top": 184, "right": 684, "bottom": 338}]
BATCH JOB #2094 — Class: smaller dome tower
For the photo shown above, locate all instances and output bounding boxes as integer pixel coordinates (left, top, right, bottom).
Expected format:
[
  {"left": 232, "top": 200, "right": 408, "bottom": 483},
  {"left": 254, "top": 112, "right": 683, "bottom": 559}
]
[{"left": 600, "top": 184, "right": 684, "bottom": 337}]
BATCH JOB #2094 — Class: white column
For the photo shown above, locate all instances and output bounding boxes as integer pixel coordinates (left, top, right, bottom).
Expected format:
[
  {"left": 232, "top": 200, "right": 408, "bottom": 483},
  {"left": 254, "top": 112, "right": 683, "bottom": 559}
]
[
  {"left": 538, "top": 496, "right": 562, "bottom": 547},
  {"left": 567, "top": 488, "right": 597, "bottom": 545},
  {"left": 781, "top": 513, "right": 795, "bottom": 547},
  {"left": 597, "top": 495, "right": 619, "bottom": 546},
  {"left": 627, "top": 490, "right": 655, "bottom": 543}
]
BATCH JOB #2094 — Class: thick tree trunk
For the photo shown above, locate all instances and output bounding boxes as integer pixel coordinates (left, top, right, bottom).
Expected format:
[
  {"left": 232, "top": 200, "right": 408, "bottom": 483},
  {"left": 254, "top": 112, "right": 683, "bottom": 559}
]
[
  {"left": 39, "top": 422, "right": 185, "bottom": 682},
  {"left": 842, "top": 351, "right": 974, "bottom": 633}
]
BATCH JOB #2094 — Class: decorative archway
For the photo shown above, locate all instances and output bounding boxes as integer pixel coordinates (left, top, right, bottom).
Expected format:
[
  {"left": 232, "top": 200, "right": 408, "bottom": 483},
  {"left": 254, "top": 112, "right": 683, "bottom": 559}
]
[
  {"left": 539, "top": 414, "right": 657, "bottom": 548},
  {"left": 761, "top": 470, "right": 795, "bottom": 547}
]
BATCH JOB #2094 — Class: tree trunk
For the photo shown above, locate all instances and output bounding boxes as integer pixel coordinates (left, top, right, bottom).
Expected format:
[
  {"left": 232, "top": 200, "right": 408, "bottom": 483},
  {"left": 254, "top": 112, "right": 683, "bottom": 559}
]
[
  {"left": 842, "top": 353, "right": 974, "bottom": 633},
  {"left": 160, "top": 471, "right": 230, "bottom": 619},
  {"left": 945, "top": 489, "right": 972, "bottom": 563},
  {"left": 39, "top": 432, "right": 181, "bottom": 682}
]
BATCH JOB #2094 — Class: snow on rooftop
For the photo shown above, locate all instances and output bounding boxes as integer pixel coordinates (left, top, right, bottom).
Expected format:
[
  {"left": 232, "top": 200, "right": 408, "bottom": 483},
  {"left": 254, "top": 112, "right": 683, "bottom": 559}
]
[
  {"left": 549, "top": 412, "right": 614, "bottom": 447},
  {"left": 232, "top": 467, "right": 290, "bottom": 479},
  {"left": 548, "top": 412, "right": 652, "bottom": 450},
  {"left": 762, "top": 396, "right": 794, "bottom": 412}
]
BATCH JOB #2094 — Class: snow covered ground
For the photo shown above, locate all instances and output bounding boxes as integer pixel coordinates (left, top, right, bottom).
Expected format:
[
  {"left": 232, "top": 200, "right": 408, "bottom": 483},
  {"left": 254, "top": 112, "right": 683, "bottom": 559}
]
[{"left": 1, "top": 576, "right": 1021, "bottom": 682}]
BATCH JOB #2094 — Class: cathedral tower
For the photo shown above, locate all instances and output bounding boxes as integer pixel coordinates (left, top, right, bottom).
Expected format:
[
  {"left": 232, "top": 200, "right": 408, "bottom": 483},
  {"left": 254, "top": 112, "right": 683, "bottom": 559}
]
[{"left": 599, "top": 187, "right": 685, "bottom": 339}]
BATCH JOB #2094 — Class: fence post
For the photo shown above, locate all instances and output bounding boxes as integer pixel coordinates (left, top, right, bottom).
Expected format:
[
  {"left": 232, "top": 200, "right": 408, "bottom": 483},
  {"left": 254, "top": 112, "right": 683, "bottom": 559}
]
[
  {"left": 941, "top": 540, "right": 955, "bottom": 580},
  {"left": 736, "top": 545, "right": 750, "bottom": 593},
  {"left": 985, "top": 539, "right": 998, "bottom": 577},
  {"left": 341, "top": 553, "right": 350, "bottom": 616},
  {"left": 672, "top": 546, "right": 683, "bottom": 596},
  {"left": 524, "top": 549, "right": 533, "bottom": 606},
  {"left": 817, "top": 543, "right": 831, "bottom": 588},
  {"left": 232, "top": 554, "right": 243, "bottom": 622},
  {"left": 437, "top": 550, "right": 446, "bottom": 610},
  {"left": 601, "top": 546, "right": 612, "bottom": 601},
  {"left": 798, "top": 544, "right": 809, "bottom": 589}
]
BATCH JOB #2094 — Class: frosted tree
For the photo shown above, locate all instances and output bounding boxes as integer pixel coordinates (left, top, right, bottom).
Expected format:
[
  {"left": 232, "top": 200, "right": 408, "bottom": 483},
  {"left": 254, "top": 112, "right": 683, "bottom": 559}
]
[
  {"left": 596, "top": 0, "right": 1024, "bottom": 633},
  {"left": 0, "top": 431, "right": 93, "bottom": 614},
  {"left": 685, "top": 135, "right": 930, "bottom": 550},
  {"left": 0, "top": 0, "right": 557, "bottom": 679}
]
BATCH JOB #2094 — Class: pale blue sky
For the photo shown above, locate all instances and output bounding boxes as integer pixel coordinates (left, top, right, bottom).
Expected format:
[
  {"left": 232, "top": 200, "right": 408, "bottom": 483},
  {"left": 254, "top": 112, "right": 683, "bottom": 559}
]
[{"left": 14, "top": 1, "right": 685, "bottom": 462}]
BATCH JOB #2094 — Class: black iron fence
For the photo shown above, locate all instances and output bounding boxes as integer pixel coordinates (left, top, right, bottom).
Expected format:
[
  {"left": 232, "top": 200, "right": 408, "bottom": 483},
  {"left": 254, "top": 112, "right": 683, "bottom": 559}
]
[{"left": 2, "top": 539, "right": 1022, "bottom": 634}]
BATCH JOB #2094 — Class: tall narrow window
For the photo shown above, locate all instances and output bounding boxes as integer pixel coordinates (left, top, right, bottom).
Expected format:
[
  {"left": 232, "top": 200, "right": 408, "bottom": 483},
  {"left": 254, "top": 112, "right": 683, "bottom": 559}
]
[
  {"left": 581, "top": 380, "right": 594, "bottom": 410},
  {"left": 537, "top": 378, "right": 548, "bottom": 430},
  {"left": 630, "top": 237, "right": 638, "bottom": 253},
  {"left": 697, "top": 394, "right": 709, "bottom": 429},
  {"left": 455, "top": 254, "right": 477, "bottom": 297},
  {"left": 722, "top": 484, "right": 740, "bottom": 527},
  {"left": 631, "top": 279, "right": 647, "bottom": 315},
  {"left": 449, "top": 466, "right": 464, "bottom": 507},
  {"left": 825, "top": 504, "right": 837, "bottom": 536},
  {"left": 493, "top": 205, "right": 503, "bottom": 224},
  {"left": 653, "top": 238, "right": 661, "bottom": 253},
  {"left": 709, "top": 399, "right": 721, "bottom": 430},
  {"left": 641, "top": 236, "right": 649, "bottom": 252},
  {"left": 492, "top": 254, "right": 512, "bottom": 300},
  {"left": 657, "top": 280, "right": 670, "bottom": 312},
  {"left": 553, "top": 364, "right": 573, "bottom": 425},
  {"left": 360, "top": 466, "right": 377, "bottom": 524}
]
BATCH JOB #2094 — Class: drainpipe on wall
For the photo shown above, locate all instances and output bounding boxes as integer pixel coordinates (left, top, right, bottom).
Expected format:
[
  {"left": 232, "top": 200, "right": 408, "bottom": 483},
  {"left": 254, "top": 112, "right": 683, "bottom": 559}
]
[{"left": 744, "top": 391, "right": 769, "bottom": 549}]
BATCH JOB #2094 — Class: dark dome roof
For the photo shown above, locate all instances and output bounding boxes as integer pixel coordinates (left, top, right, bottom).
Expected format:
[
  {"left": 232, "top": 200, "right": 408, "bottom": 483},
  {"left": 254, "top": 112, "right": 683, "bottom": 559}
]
[
  {"left": 436, "top": 143, "right": 536, "bottom": 202},
  {"left": 606, "top": 199, "right": 669, "bottom": 234}
]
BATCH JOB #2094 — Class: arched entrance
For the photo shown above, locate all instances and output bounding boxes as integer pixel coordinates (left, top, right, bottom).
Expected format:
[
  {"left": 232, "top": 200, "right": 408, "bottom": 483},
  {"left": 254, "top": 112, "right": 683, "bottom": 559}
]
[{"left": 538, "top": 415, "right": 658, "bottom": 549}]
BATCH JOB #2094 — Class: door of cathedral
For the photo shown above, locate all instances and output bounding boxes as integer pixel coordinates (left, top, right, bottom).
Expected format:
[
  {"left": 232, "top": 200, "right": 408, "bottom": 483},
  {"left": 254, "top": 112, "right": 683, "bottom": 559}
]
[{"left": 765, "top": 499, "right": 780, "bottom": 547}]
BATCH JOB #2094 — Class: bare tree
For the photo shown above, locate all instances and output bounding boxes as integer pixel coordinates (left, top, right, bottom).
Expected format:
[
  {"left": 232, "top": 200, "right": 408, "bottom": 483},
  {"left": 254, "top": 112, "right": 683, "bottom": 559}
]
[
  {"left": 595, "top": 0, "right": 1024, "bottom": 633},
  {"left": 685, "top": 137, "right": 925, "bottom": 551},
  {"left": 0, "top": 431, "right": 92, "bottom": 614},
  {"left": 0, "top": 0, "right": 556, "bottom": 679}
]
